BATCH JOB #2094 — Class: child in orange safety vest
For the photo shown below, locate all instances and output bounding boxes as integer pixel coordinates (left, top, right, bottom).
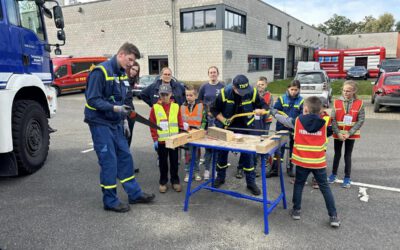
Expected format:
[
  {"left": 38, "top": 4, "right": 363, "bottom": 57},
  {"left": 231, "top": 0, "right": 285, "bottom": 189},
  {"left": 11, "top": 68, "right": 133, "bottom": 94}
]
[
  {"left": 149, "top": 84, "right": 184, "bottom": 194},
  {"left": 328, "top": 80, "right": 365, "bottom": 188},
  {"left": 270, "top": 96, "right": 340, "bottom": 228},
  {"left": 181, "top": 85, "right": 207, "bottom": 182}
]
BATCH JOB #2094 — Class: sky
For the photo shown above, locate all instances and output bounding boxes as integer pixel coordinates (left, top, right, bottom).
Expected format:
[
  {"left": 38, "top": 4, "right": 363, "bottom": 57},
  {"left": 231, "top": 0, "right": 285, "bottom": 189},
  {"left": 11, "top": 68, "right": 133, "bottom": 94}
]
[{"left": 264, "top": 0, "right": 400, "bottom": 26}]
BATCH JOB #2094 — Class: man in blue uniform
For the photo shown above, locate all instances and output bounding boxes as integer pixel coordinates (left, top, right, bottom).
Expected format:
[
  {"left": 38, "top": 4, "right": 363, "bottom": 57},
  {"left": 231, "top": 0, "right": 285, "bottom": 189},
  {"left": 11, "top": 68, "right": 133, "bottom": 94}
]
[
  {"left": 210, "top": 75, "right": 268, "bottom": 195},
  {"left": 84, "top": 42, "right": 155, "bottom": 212}
]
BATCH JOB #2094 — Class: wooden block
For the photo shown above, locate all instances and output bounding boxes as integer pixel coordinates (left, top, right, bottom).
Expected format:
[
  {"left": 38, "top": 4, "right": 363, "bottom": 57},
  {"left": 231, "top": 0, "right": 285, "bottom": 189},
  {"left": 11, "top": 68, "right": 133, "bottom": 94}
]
[
  {"left": 255, "top": 135, "right": 281, "bottom": 154},
  {"left": 188, "top": 129, "right": 206, "bottom": 141},
  {"left": 165, "top": 133, "right": 189, "bottom": 149},
  {"left": 207, "top": 127, "right": 234, "bottom": 142},
  {"left": 234, "top": 134, "right": 244, "bottom": 142}
]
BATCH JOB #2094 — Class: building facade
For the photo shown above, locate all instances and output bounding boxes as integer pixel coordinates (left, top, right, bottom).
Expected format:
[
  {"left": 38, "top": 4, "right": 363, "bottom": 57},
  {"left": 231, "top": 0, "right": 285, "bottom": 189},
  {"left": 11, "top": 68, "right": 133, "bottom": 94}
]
[{"left": 47, "top": 0, "right": 327, "bottom": 83}]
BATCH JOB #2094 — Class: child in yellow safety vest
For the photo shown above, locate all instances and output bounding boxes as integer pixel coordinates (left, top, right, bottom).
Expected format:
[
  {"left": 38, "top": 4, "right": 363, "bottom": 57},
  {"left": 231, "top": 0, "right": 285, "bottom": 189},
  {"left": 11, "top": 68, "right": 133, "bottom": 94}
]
[
  {"left": 149, "top": 84, "right": 184, "bottom": 193},
  {"left": 181, "top": 85, "right": 207, "bottom": 182},
  {"left": 270, "top": 96, "right": 340, "bottom": 228}
]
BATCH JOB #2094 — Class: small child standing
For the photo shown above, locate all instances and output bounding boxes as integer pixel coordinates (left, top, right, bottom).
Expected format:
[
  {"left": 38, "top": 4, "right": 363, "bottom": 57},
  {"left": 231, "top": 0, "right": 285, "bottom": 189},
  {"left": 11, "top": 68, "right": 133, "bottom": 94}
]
[
  {"left": 271, "top": 96, "right": 340, "bottom": 228},
  {"left": 267, "top": 80, "right": 304, "bottom": 178},
  {"left": 328, "top": 80, "right": 365, "bottom": 188},
  {"left": 149, "top": 84, "right": 184, "bottom": 193},
  {"left": 181, "top": 85, "right": 207, "bottom": 182},
  {"left": 252, "top": 77, "right": 274, "bottom": 177}
]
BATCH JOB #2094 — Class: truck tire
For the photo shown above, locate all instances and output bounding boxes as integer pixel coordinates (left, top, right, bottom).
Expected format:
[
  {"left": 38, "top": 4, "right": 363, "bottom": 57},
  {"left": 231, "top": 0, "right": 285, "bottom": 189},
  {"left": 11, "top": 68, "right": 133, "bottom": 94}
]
[{"left": 12, "top": 100, "right": 50, "bottom": 175}]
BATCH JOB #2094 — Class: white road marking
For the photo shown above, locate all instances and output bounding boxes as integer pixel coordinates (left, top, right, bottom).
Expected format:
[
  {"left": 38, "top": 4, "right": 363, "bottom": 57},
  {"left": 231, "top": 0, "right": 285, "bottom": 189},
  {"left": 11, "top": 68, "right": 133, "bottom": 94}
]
[
  {"left": 335, "top": 179, "right": 400, "bottom": 193},
  {"left": 81, "top": 148, "right": 94, "bottom": 153}
]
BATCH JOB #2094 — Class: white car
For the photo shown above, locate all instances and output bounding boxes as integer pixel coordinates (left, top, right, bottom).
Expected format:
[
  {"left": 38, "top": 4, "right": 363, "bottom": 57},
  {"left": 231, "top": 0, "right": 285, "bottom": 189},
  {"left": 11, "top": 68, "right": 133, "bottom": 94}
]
[{"left": 294, "top": 70, "right": 332, "bottom": 107}]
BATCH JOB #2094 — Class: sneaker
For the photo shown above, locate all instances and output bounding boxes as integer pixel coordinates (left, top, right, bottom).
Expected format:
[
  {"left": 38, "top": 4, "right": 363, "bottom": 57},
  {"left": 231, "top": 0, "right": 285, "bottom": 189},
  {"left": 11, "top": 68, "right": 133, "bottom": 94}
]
[
  {"left": 290, "top": 209, "right": 301, "bottom": 220},
  {"left": 184, "top": 173, "right": 190, "bottom": 183},
  {"left": 203, "top": 170, "right": 210, "bottom": 180},
  {"left": 172, "top": 184, "right": 182, "bottom": 192},
  {"left": 235, "top": 169, "right": 243, "bottom": 179},
  {"left": 328, "top": 174, "right": 337, "bottom": 184},
  {"left": 159, "top": 185, "right": 168, "bottom": 193},
  {"left": 330, "top": 216, "right": 341, "bottom": 228},
  {"left": 342, "top": 177, "right": 351, "bottom": 188},
  {"left": 194, "top": 173, "right": 202, "bottom": 181}
]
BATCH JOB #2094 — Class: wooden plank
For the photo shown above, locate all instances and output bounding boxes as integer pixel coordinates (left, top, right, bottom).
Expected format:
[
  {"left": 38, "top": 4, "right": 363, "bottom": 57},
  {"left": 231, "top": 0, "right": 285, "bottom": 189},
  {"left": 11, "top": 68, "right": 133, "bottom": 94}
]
[
  {"left": 165, "top": 133, "right": 189, "bottom": 149},
  {"left": 187, "top": 129, "right": 206, "bottom": 141},
  {"left": 255, "top": 135, "right": 281, "bottom": 154},
  {"left": 207, "top": 127, "right": 235, "bottom": 142}
]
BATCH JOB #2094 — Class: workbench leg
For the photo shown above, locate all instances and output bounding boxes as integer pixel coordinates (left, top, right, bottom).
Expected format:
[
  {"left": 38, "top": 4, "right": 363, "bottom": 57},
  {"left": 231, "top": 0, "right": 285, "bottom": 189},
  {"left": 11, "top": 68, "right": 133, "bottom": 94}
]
[
  {"left": 211, "top": 150, "right": 217, "bottom": 189},
  {"left": 184, "top": 146, "right": 197, "bottom": 211},
  {"left": 279, "top": 146, "right": 288, "bottom": 209},
  {"left": 261, "top": 154, "right": 269, "bottom": 235}
]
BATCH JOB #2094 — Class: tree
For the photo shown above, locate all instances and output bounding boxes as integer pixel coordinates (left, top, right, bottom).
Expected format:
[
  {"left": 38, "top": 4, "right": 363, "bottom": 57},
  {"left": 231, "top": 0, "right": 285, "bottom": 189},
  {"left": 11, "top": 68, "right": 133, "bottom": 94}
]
[
  {"left": 376, "top": 13, "right": 395, "bottom": 32},
  {"left": 316, "top": 14, "right": 357, "bottom": 35}
]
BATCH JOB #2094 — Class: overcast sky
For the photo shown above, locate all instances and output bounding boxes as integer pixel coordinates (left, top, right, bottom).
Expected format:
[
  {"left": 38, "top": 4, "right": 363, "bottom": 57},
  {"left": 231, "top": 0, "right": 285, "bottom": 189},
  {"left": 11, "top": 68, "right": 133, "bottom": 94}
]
[{"left": 264, "top": 0, "right": 400, "bottom": 26}]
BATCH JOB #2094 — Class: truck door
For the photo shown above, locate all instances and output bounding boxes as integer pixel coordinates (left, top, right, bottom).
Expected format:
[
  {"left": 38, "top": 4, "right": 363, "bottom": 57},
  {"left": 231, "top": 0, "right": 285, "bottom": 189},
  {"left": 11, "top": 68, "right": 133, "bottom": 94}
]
[{"left": 11, "top": 0, "right": 51, "bottom": 82}]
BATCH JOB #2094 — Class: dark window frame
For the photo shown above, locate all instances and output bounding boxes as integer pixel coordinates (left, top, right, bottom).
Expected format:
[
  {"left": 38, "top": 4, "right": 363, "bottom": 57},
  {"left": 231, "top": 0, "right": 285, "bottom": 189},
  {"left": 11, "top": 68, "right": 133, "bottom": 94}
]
[
  {"left": 248, "top": 55, "right": 273, "bottom": 72},
  {"left": 224, "top": 9, "right": 246, "bottom": 34},
  {"left": 181, "top": 8, "right": 217, "bottom": 32},
  {"left": 267, "top": 23, "right": 281, "bottom": 41},
  {"left": 0, "top": 1, "right": 3, "bottom": 20}
]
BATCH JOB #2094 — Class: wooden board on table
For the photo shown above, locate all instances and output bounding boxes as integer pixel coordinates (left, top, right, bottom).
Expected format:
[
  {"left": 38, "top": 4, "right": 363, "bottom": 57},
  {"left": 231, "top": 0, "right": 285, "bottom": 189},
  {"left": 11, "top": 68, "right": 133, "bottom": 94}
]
[
  {"left": 165, "top": 129, "right": 206, "bottom": 149},
  {"left": 207, "top": 127, "right": 235, "bottom": 142}
]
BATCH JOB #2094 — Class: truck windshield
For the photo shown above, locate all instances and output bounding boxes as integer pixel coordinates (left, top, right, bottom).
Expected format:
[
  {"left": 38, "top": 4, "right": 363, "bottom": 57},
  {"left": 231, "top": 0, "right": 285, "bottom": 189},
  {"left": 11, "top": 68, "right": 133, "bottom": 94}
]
[{"left": 17, "top": 0, "right": 45, "bottom": 40}]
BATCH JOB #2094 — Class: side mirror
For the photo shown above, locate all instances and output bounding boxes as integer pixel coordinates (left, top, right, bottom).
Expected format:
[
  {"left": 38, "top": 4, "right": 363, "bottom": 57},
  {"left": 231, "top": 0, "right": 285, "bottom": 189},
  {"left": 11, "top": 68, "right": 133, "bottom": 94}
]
[
  {"left": 57, "top": 30, "right": 66, "bottom": 41},
  {"left": 35, "top": 0, "right": 45, "bottom": 6},
  {"left": 53, "top": 6, "right": 64, "bottom": 29},
  {"left": 43, "top": 6, "right": 52, "bottom": 19},
  {"left": 55, "top": 47, "right": 62, "bottom": 55}
]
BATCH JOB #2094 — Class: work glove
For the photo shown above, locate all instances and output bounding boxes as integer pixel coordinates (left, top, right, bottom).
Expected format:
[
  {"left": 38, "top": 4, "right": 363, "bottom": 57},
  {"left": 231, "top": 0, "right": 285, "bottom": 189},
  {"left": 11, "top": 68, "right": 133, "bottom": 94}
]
[
  {"left": 269, "top": 107, "right": 278, "bottom": 116},
  {"left": 113, "top": 105, "right": 132, "bottom": 115},
  {"left": 153, "top": 141, "right": 158, "bottom": 151},
  {"left": 123, "top": 119, "right": 131, "bottom": 138},
  {"left": 183, "top": 122, "right": 189, "bottom": 131},
  {"left": 223, "top": 118, "right": 231, "bottom": 127}
]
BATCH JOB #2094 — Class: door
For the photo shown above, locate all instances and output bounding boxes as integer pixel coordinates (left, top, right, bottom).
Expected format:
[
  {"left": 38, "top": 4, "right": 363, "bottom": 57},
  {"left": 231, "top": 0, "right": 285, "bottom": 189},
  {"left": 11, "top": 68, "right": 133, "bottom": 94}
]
[
  {"left": 149, "top": 57, "right": 168, "bottom": 75},
  {"left": 355, "top": 57, "right": 368, "bottom": 68},
  {"left": 274, "top": 58, "right": 285, "bottom": 79}
]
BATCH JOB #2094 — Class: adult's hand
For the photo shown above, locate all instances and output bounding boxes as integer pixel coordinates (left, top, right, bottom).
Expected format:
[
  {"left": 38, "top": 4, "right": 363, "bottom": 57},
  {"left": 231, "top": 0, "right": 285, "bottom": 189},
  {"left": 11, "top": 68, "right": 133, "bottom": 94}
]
[
  {"left": 123, "top": 119, "right": 131, "bottom": 138},
  {"left": 113, "top": 105, "right": 132, "bottom": 115}
]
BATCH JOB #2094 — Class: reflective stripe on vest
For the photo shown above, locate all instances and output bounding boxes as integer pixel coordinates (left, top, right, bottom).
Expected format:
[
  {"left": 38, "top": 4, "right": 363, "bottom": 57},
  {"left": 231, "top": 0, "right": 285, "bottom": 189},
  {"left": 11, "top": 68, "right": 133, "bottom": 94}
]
[
  {"left": 181, "top": 103, "right": 203, "bottom": 128},
  {"left": 292, "top": 117, "right": 327, "bottom": 169},
  {"left": 154, "top": 103, "right": 179, "bottom": 141},
  {"left": 332, "top": 99, "right": 363, "bottom": 139},
  {"left": 279, "top": 96, "right": 304, "bottom": 109},
  {"left": 321, "top": 114, "right": 331, "bottom": 150}
]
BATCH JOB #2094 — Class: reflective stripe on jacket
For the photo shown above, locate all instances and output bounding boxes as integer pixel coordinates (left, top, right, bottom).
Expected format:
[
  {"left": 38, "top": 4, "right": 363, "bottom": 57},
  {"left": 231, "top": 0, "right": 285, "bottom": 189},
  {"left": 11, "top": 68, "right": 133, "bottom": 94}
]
[
  {"left": 154, "top": 103, "right": 179, "bottom": 141},
  {"left": 292, "top": 117, "right": 327, "bottom": 169},
  {"left": 332, "top": 99, "right": 363, "bottom": 139},
  {"left": 181, "top": 103, "right": 203, "bottom": 128}
]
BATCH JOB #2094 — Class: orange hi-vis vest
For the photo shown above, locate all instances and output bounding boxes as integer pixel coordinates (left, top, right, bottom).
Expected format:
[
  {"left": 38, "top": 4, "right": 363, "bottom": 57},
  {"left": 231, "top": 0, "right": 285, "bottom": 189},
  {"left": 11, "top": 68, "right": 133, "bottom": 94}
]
[
  {"left": 333, "top": 99, "right": 363, "bottom": 140},
  {"left": 263, "top": 92, "right": 273, "bottom": 123},
  {"left": 292, "top": 117, "right": 327, "bottom": 169},
  {"left": 180, "top": 102, "right": 203, "bottom": 129}
]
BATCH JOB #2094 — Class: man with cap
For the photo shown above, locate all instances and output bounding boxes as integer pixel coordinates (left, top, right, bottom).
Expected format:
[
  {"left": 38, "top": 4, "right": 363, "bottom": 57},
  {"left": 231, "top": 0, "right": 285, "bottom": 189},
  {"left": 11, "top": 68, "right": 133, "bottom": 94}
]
[
  {"left": 149, "top": 84, "right": 184, "bottom": 193},
  {"left": 210, "top": 74, "right": 268, "bottom": 195}
]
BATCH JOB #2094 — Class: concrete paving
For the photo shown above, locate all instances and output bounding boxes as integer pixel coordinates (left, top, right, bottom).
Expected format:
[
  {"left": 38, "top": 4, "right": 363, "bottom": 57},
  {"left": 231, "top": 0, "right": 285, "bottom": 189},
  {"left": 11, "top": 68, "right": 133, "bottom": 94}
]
[{"left": 1, "top": 93, "right": 399, "bottom": 249}]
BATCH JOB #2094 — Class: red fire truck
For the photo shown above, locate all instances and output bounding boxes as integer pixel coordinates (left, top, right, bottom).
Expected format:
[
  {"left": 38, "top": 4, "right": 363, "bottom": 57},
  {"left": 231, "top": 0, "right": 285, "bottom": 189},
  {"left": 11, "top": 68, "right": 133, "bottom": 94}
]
[{"left": 314, "top": 47, "right": 386, "bottom": 78}]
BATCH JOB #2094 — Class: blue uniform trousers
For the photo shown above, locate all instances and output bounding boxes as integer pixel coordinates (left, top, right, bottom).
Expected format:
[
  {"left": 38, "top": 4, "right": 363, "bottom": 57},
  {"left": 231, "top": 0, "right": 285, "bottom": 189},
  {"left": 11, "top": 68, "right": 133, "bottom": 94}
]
[{"left": 89, "top": 124, "right": 142, "bottom": 208}]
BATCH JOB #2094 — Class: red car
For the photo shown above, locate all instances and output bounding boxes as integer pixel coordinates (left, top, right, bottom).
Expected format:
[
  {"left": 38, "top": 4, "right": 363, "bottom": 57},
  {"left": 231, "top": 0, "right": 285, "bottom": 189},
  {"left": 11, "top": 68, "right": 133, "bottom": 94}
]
[{"left": 371, "top": 71, "right": 400, "bottom": 112}]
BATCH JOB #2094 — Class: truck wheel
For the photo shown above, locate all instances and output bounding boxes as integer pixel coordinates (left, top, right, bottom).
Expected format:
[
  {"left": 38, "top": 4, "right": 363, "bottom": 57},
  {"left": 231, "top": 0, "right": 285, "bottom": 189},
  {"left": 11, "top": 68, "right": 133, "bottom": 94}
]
[
  {"left": 55, "top": 86, "right": 61, "bottom": 96},
  {"left": 12, "top": 100, "right": 50, "bottom": 175},
  {"left": 373, "top": 101, "right": 380, "bottom": 113}
]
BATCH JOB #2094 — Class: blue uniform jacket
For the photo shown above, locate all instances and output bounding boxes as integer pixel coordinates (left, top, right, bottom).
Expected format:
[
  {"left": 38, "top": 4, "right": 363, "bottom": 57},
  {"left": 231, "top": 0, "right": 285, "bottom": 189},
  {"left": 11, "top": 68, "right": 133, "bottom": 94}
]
[
  {"left": 84, "top": 56, "right": 129, "bottom": 127},
  {"left": 140, "top": 78, "right": 186, "bottom": 107},
  {"left": 274, "top": 91, "right": 304, "bottom": 131}
]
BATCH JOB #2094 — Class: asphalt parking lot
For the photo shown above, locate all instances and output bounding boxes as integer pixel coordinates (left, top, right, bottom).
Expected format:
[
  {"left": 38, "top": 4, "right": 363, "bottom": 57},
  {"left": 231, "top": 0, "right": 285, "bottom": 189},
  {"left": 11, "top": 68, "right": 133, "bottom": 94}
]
[{"left": 1, "top": 93, "right": 400, "bottom": 249}]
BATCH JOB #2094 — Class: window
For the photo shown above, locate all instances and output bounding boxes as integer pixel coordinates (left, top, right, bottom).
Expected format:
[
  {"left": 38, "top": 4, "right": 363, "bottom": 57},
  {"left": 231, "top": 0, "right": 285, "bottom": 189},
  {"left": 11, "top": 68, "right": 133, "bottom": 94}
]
[
  {"left": 267, "top": 23, "right": 281, "bottom": 41},
  {"left": 181, "top": 9, "right": 216, "bottom": 32},
  {"left": 224, "top": 10, "right": 245, "bottom": 33},
  {"left": 248, "top": 55, "right": 272, "bottom": 72},
  {"left": 71, "top": 62, "right": 95, "bottom": 75},
  {"left": 5, "top": 0, "right": 18, "bottom": 25},
  {"left": 16, "top": 0, "right": 45, "bottom": 40},
  {"left": 55, "top": 65, "right": 68, "bottom": 78},
  {"left": 319, "top": 56, "right": 338, "bottom": 63}
]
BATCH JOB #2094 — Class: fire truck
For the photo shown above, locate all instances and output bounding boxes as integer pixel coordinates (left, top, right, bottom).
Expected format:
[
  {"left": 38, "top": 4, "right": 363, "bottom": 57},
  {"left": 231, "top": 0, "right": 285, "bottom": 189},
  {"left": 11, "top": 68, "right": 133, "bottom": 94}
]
[
  {"left": 314, "top": 47, "right": 386, "bottom": 78},
  {"left": 0, "top": 0, "right": 65, "bottom": 176}
]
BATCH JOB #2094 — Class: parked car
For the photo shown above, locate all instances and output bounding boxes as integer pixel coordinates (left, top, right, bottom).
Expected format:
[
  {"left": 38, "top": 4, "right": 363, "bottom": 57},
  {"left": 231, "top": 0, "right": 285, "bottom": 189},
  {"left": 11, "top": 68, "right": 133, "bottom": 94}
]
[
  {"left": 378, "top": 59, "right": 400, "bottom": 77},
  {"left": 132, "top": 75, "right": 158, "bottom": 98},
  {"left": 371, "top": 72, "right": 400, "bottom": 112},
  {"left": 52, "top": 56, "right": 108, "bottom": 96},
  {"left": 346, "top": 66, "right": 368, "bottom": 80},
  {"left": 294, "top": 70, "right": 332, "bottom": 107}
]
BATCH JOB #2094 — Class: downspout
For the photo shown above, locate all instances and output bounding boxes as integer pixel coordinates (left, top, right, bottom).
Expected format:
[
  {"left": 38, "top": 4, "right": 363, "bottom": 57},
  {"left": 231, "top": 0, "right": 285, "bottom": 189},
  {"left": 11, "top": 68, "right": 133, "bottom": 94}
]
[{"left": 171, "top": 0, "right": 178, "bottom": 78}]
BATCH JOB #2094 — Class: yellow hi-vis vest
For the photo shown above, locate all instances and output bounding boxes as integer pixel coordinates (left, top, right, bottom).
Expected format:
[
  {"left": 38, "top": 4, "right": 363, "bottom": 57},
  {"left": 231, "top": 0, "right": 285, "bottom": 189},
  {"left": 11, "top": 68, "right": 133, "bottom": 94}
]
[{"left": 154, "top": 103, "right": 179, "bottom": 141}]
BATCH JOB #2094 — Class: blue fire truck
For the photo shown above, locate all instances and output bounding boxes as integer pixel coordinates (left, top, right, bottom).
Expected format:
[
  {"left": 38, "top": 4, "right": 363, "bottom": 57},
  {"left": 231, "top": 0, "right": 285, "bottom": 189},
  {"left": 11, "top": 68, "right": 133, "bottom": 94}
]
[{"left": 0, "top": 0, "right": 65, "bottom": 176}]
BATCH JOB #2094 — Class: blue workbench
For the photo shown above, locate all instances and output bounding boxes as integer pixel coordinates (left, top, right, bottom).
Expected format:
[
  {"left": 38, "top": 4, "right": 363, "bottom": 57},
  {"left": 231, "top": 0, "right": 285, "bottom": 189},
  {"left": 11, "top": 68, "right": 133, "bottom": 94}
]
[{"left": 183, "top": 133, "right": 288, "bottom": 235}]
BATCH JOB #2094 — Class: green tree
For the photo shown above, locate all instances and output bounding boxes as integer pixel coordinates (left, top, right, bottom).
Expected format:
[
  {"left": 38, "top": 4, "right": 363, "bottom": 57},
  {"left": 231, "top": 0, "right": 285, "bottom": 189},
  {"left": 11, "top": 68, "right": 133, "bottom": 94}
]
[
  {"left": 376, "top": 13, "right": 395, "bottom": 32},
  {"left": 317, "top": 14, "right": 357, "bottom": 35},
  {"left": 356, "top": 15, "right": 376, "bottom": 33}
]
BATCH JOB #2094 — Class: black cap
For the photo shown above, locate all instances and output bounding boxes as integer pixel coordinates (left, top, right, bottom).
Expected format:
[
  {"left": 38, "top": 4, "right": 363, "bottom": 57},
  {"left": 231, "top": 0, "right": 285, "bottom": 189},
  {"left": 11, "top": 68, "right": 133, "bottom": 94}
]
[
  {"left": 232, "top": 74, "right": 251, "bottom": 96},
  {"left": 159, "top": 84, "right": 172, "bottom": 94}
]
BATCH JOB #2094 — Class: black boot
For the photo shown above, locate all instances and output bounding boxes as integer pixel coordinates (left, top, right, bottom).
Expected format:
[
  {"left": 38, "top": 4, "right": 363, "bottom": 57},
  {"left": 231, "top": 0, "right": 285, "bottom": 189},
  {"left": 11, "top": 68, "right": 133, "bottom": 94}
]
[
  {"left": 266, "top": 168, "right": 278, "bottom": 178},
  {"left": 247, "top": 183, "right": 261, "bottom": 196},
  {"left": 213, "top": 178, "right": 225, "bottom": 188},
  {"left": 104, "top": 203, "right": 130, "bottom": 213}
]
